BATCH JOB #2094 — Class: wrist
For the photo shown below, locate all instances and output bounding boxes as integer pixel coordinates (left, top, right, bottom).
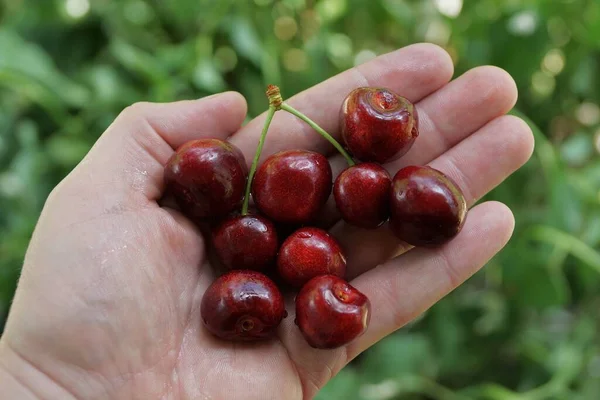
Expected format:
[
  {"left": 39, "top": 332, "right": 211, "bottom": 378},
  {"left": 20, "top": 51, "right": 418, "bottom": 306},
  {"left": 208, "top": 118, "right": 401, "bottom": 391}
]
[{"left": 0, "top": 339, "right": 75, "bottom": 400}]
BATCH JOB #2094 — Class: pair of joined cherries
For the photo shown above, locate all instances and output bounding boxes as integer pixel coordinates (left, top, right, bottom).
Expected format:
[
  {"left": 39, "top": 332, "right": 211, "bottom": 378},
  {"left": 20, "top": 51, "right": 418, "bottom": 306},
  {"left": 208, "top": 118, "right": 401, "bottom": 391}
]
[{"left": 163, "top": 86, "right": 467, "bottom": 349}]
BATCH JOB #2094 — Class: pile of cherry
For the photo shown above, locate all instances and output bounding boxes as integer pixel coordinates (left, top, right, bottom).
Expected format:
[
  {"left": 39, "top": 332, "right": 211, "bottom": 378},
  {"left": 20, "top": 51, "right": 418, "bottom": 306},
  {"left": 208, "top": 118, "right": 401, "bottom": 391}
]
[{"left": 163, "top": 86, "right": 467, "bottom": 349}]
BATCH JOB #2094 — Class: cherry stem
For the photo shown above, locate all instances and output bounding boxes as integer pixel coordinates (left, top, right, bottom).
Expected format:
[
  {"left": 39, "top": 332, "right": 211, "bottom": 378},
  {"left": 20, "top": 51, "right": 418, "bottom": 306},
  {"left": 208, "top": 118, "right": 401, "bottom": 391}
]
[
  {"left": 241, "top": 84, "right": 355, "bottom": 215},
  {"left": 280, "top": 103, "right": 355, "bottom": 166},
  {"left": 241, "top": 105, "right": 276, "bottom": 215}
]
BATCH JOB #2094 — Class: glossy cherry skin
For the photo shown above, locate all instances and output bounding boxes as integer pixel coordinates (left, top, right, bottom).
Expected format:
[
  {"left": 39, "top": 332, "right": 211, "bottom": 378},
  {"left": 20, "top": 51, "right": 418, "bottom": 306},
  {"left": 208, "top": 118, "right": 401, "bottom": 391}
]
[
  {"left": 295, "top": 275, "right": 370, "bottom": 349},
  {"left": 277, "top": 227, "right": 346, "bottom": 287},
  {"left": 252, "top": 150, "right": 332, "bottom": 224},
  {"left": 340, "top": 87, "right": 419, "bottom": 163},
  {"left": 201, "top": 270, "right": 287, "bottom": 341},
  {"left": 164, "top": 139, "right": 247, "bottom": 220},
  {"left": 390, "top": 166, "right": 467, "bottom": 247},
  {"left": 212, "top": 214, "right": 279, "bottom": 272},
  {"left": 334, "top": 163, "right": 392, "bottom": 228}
]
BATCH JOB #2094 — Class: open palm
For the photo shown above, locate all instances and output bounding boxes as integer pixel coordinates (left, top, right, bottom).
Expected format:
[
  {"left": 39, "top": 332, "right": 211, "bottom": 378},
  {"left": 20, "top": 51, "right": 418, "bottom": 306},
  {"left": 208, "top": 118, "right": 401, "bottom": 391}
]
[{"left": 0, "top": 44, "right": 533, "bottom": 400}]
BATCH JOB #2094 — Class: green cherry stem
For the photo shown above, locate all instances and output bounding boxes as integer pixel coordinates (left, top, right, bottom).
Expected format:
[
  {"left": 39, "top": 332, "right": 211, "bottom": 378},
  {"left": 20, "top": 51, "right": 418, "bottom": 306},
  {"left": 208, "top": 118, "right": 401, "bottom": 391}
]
[
  {"left": 241, "top": 105, "right": 276, "bottom": 216},
  {"left": 241, "top": 84, "right": 355, "bottom": 215},
  {"left": 280, "top": 103, "right": 355, "bottom": 166}
]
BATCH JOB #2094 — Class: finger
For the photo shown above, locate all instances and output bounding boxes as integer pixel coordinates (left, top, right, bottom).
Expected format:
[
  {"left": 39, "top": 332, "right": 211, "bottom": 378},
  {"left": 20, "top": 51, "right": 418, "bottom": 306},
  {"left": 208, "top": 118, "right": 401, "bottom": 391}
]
[
  {"left": 229, "top": 43, "right": 454, "bottom": 166},
  {"left": 57, "top": 93, "right": 247, "bottom": 207},
  {"left": 428, "top": 115, "right": 534, "bottom": 206},
  {"left": 319, "top": 65, "right": 517, "bottom": 226},
  {"left": 280, "top": 202, "right": 514, "bottom": 398},
  {"left": 119, "top": 92, "right": 248, "bottom": 150},
  {"left": 390, "top": 66, "right": 518, "bottom": 168},
  {"left": 346, "top": 201, "right": 515, "bottom": 358},
  {"left": 334, "top": 114, "right": 534, "bottom": 278}
]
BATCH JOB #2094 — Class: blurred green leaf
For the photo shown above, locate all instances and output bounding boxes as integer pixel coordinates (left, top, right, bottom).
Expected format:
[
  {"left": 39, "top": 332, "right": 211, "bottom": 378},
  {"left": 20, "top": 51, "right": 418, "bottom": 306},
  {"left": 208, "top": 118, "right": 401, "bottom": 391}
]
[
  {"left": 0, "top": 29, "right": 89, "bottom": 120},
  {"left": 228, "top": 16, "right": 264, "bottom": 67},
  {"left": 528, "top": 225, "right": 600, "bottom": 274},
  {"left": 359, "top": 333, "right": 437, "bottom": 382},
  {"left": 381, "top": 0, "right": 414, "bottom": 26},
  {"left": 46, "top": 135, "right": 89, "bottom": 167},
  {"left": 109, "top": 38, "right": 168, "bottom": 84},
  {"left": 193, "top": 60, "right": 226, "bottom": 92},
  {"left": 315, "top": 367, "right": 361, "bottom": 400},
  {"left": 560, "top": 132, "right": 594, "bottom": 166}
]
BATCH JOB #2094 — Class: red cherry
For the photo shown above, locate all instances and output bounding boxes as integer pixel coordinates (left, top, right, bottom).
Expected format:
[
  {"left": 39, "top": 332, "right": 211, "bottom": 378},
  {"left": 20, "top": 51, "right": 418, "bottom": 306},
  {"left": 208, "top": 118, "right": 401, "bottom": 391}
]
[
  {"left": 295, "top": 275, "right": 370, "bottom": 349},
  {"left": 201, "top": 270, "right": 287, "bottom": 341},
  {"left": 251, "top": 150, "right": 332, "bottom": 224},
  {"left": 274, "top": 222, "right": 303, "bottom": 243},
  {"left": 164, "top": 139, "right": 247, "bottom": 220},
  {"left": 333, "top": 163, "right": 391, "bottom": 228},
  {"left": 390, "top": 166, "right": 467, "bottom": 246},
  {"left": 340, "top": 87, "right": 418, "bottom": 163},
  {"left": 277, "top": 227, "right": 346, "bottom": 287},
  {"left": 212, "top": 214, "right": 279, "bottom": 272}
]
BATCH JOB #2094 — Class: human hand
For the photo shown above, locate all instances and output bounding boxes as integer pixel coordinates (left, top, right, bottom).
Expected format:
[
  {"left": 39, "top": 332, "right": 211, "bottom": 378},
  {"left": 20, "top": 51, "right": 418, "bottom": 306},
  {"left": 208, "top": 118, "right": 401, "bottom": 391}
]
[{"left": 0, "top": 44, "right": 533, "bottom": 400}]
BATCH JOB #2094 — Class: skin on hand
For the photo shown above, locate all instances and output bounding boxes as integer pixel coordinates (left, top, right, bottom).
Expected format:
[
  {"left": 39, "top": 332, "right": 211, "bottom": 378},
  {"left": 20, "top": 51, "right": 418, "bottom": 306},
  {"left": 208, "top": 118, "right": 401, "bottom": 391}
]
[{"left": 0, "top": 43, "right": 533, "bottom": 400}]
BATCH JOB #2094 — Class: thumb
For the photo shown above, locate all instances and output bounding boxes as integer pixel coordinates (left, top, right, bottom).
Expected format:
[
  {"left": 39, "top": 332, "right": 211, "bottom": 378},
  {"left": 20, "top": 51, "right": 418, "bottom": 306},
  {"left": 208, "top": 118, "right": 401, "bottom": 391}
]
[{"left": 48, "top": 92, "right": 247, "bottom": 223}]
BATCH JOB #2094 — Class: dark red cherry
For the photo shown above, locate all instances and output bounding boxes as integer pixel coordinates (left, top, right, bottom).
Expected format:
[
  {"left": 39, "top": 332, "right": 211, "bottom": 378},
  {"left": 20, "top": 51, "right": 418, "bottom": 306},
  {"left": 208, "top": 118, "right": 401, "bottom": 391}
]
[
  {"left": 295, "top": 275, "right": 370, "bottom": 349},
  {"left": 390, "top": 166, "right": 467, "bottom": 247},
  {"left": 333, "top": 163, "right": 391, "bottom": 228},
  {"left": 251, "top": 150, "right": 332, "bottom": 224},
  {"left": 277, "top": 227, "right": 346, "bottom": 287},
  {"left": 200, "top": 270, "right": 287, "bottom": 341},
  {"left": 274, "top": 222, "right": 302, "bottom": 243},
  {"left": 212, "top": 214, "right": 279, "bottom": 272},
  {"left": 340, "top": 87, "right": 418, "bottom": 163},
  {"left": 164, "top": 139, "right": 247, "bottom": 220}
]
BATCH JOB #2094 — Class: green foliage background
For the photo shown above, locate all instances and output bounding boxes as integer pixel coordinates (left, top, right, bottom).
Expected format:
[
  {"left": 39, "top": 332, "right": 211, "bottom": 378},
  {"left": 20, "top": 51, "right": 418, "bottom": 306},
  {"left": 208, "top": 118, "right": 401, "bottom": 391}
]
[{"left": 1, "top": 0, "right": 600, "bottom": 398}]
